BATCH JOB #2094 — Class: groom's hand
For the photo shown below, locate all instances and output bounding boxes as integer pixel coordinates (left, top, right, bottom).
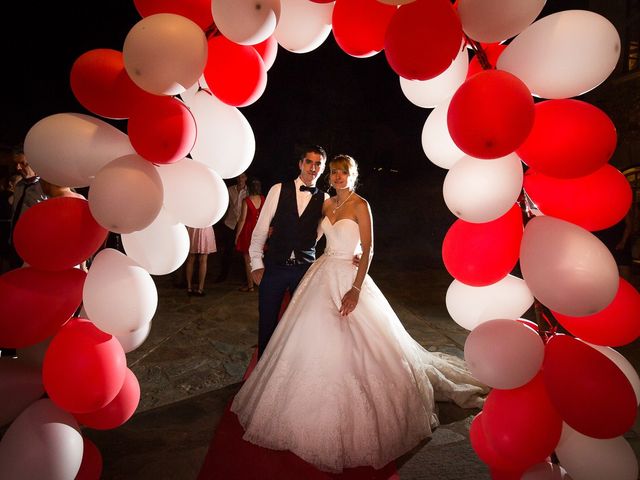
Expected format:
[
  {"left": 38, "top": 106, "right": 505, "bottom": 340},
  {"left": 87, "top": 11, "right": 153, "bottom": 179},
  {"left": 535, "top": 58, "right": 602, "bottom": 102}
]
[{"left": 252, "top": 268, "right": 264, "bottom": 286}]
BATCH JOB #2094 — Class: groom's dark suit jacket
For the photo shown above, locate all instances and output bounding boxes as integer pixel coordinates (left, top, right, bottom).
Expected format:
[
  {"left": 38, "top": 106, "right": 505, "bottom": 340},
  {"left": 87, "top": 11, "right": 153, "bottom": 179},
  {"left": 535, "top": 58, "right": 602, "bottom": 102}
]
[{"left": 264, "top": 181, "right": 324, "bottom": 266}]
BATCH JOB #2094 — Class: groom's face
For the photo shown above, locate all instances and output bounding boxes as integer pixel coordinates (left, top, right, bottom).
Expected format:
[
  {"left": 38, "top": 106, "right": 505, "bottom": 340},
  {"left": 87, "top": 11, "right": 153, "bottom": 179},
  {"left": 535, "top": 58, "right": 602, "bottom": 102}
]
[{"left": 299, "top": 152, "right": 326, "bottom": 186}]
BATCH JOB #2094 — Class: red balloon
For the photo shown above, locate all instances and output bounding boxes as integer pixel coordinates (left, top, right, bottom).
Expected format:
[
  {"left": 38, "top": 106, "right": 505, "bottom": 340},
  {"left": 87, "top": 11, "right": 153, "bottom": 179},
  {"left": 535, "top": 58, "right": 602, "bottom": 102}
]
[
  {"left": 482, "top": 373, "right": 562, "bottom": 469},
  {"left": 128, "top": 96, "right": 197, "bottom": 164},
  {"left": 384, "top": 0, "right": 462, "bottom": 80},
  {"left": 70, "top": 49, "right": 160, "bottom": 120},
  {"left": 43, "top": 318, "right": 127, "bottom": 414},
  {"left": 442, "top": 204, "right": 523, "bottom": 286},
  {"left": 0, "top": 267, "right": 85, "bottom": 348},
  {"left": 448, "top": 70, "right": 534, "bottom": 159},
  {"left": 466, "top": 43, "right": 507, "bottom": 78},
  {"left": 251, "top": 35, "right": 278, "bottom": 71},
  {"left": 523, "top": 165, "right": 632, "bottom": 231},
  {"left": 76, "top": 436, "right": 103, "bottom": 480},
  {"left": 552, "top": 278, "right": 640, "bottom": 347},
  {"left": 332, "top": 0, "right": 397, "bottom": 58},
  {"left": 13, "top": 197, "right": 108, "bottom": 271},
  {"left": 543, "top": 334, "right": 637, "bottom": 439},
  {"left": 133, "top": 0, "right": 214, "bottom": 30},
  {"left": 516, "top": 99, "right": 617, "bottom": 178},
  {"left": 469, "top": 412, "right": 524, "bottom": 473},
  {"left": 204, "top": 35, "right": 267, "bottom": 107},
  {"left": 75, "top": 368, "right": 140, "bottom": 430}
]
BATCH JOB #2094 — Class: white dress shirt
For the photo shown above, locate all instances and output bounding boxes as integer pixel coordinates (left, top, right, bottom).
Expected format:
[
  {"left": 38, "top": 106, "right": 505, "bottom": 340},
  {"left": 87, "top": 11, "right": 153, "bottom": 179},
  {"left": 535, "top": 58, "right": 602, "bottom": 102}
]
[
  {"left": 249, "top": 177, "right": 328, "bottom": 271},
  {"left": 224, "top": 184, "right": 248, "bottom": 230}
]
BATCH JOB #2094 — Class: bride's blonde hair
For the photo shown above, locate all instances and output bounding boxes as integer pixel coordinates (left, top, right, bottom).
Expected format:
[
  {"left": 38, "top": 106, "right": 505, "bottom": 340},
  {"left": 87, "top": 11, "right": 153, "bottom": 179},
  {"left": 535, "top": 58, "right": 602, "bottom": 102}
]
[{"left": 328, "top": 154, "right": 359, "bottom": 189}]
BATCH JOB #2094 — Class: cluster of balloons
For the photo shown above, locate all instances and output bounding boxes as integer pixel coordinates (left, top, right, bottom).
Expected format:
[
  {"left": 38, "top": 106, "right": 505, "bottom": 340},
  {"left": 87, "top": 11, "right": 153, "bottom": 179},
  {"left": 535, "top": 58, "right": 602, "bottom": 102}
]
[{"left": 1, "top": 0, "right": 638, "bottom": 478}]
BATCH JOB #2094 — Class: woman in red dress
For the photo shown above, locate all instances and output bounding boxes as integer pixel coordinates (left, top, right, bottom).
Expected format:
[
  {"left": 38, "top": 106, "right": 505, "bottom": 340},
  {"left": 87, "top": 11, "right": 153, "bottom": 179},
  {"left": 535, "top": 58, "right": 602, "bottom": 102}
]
[{"left": 235, "top": 177, "right": 264, "bottom": 292}]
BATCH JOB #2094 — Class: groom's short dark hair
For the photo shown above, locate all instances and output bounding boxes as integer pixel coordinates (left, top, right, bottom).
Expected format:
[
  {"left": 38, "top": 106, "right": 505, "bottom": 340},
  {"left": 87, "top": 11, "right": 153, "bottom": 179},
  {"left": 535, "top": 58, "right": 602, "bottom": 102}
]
[{"left": 299, "top": 144, "right": 327, "bottom": 162}]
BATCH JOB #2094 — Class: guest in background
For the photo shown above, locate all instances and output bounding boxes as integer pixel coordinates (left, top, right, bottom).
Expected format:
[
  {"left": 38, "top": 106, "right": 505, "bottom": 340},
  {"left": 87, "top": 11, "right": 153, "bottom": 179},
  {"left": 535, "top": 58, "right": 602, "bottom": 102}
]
[
  {"left": 214, "top": 173, "right": 247, "bottom": 283},
  {"left": 235, "top": 177, "right": 265, "bottom": 292},
  {"left": 186, "top": 226, "right": 217, "bottom": 297}
]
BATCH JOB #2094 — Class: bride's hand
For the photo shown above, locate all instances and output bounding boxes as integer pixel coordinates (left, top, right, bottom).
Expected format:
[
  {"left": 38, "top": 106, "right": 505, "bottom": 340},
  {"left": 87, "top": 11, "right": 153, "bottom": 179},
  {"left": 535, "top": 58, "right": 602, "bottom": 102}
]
[{"left": 340, "top": 288, "right": 360, "bottom": 316}]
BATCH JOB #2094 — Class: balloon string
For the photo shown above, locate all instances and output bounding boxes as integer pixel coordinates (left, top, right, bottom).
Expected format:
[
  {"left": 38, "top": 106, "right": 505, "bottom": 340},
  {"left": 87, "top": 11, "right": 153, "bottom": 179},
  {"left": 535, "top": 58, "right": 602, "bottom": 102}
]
[
  {"left": 534, "top": 299, "right": 558, "bottom": 343},
  {"left": 205, "top": 23, "right": 219, "bottom": 39},
  {"left": 464, "top": 35, "right": 493, "bottom": 70}
]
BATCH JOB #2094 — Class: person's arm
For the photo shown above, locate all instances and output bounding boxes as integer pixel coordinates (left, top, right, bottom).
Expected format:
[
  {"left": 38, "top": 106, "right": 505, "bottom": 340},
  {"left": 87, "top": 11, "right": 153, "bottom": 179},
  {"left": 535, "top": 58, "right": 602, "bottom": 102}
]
[
  {"left": 235, "top": 200, "right": 248, "bottom": 244},
  {"left": 339, "top": 199, "right": 373, "bottom": 316},
  {"left": 317, "top": 192, "right": 331, "bottom": 241},
  {"left": 249, "top": 184, "right": 281, "bottom": 284}
]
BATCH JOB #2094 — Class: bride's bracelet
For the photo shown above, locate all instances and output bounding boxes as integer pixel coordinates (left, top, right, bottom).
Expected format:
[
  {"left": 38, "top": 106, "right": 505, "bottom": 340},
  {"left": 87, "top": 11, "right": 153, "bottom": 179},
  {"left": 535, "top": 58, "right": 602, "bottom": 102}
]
[{"left": 352, "top": 284, "right": 361, "bottom": 292}]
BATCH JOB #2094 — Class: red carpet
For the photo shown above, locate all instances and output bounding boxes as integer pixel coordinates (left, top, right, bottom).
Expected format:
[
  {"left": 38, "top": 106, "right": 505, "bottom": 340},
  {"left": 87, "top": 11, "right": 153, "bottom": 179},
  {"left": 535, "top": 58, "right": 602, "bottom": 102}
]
[{"left": 197, "top": 292, "right": 399, "bottom": 480}]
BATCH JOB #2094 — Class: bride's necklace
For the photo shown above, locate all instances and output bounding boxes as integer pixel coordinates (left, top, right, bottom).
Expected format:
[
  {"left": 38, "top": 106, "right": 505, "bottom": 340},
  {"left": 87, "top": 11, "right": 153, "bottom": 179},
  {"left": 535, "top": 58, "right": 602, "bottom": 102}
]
[{"left": 332, "top": 190, "right": 354, "bottom": 214}]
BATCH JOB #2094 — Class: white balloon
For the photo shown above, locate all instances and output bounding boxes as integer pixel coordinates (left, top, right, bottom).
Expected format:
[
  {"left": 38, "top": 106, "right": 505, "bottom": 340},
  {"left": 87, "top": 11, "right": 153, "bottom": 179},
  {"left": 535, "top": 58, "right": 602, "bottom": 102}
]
[
  {"left": 421, "top": 97, "right": 466, "bottom": 169},
  {"left": 123, "top": 13, "right": 208, "bottom": 95},
  {"left": 497, "top": 10, "right": 621, "bottom": 99},
  {"left": 83, "top": 248, "right": 158, "bottom": 336},
  {"left": 24, "top": 113, "right": 135, "bottom": 188},
  {"left": 178, "top": 75, "right": 208, "bottom": 106},
  {"left": 88, "top": 154, "right": 164, "bottom": 234},
  {"left": 400, "top": 45, "right": 469, "bottom": 108},
  {"left": 464, "top": 318, "right": 544, "bottom": 389},
  {"left": 520, "top": 216, "right": 619, "bottom": 316},
  {"left": 156, "top": 158, "right": 229, "bottom": 228},
  {"left": 458, "top": 0, "right": 546, "bottom": 44},
  {"left": 274, "top": 0, "right": 333, "bottom": 54},
  {"left": 115, "top": 321, "right": 152, "bottom": 354},
  {"left": 188, "top": 90, "right": 255, "bottom": 179},
  {"left": 0, "top": 399, "right": 83, "bottom": 480},
  {"left": 580, "top": 341, "right": 640, "bottom": 405},
  {"left": 121, "top": 208, "right": 190, "bottom": 275},
  {"left": 443, "top": 153, "right": 523, "bottom": 223},
  {"left": 0, "top": 361, "right": 44, "bottom": 427},
  {"left": 556, "top": 423, "right": 638, "bottom": 480},
  {"left": 446, "top": 275, "right": 534, "bottom": 330},
  {"left": 212, "top": 0, "right": 280, "bottom": 45}
]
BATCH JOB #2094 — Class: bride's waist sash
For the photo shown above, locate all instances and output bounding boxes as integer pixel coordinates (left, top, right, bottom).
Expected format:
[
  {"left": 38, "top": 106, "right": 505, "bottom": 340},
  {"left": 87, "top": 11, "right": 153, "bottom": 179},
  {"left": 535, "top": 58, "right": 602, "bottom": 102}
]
[{"left": 322, "top": 248, "right": 357, "bottom": 260}]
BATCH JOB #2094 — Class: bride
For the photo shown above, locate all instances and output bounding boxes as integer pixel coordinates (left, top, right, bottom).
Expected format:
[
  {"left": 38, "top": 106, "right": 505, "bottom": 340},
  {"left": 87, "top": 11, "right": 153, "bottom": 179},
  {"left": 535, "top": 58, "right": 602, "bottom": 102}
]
[{"left": 231, "top": 154, "right": 488, "bottom": 473}]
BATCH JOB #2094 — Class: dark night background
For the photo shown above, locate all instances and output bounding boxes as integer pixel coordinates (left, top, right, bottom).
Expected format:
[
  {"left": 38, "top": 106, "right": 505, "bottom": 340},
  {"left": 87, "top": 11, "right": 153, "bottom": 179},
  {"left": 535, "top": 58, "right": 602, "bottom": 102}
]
[{"left": 5, "top": 0, "right": 591, "bottom": 269}]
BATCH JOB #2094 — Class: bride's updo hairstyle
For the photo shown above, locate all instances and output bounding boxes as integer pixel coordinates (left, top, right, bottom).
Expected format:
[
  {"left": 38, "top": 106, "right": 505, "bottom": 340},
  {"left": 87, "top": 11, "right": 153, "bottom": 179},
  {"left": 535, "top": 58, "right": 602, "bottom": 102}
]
[{"left": 328, "top": 154, "right": 359, "bottom": 190}]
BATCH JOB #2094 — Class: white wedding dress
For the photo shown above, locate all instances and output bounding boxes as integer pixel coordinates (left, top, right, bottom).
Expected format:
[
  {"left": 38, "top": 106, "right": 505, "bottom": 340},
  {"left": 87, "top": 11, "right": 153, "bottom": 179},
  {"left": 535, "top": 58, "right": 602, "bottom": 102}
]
[{"left": 231, "top": 217, "right": 487, "bottom": 473}]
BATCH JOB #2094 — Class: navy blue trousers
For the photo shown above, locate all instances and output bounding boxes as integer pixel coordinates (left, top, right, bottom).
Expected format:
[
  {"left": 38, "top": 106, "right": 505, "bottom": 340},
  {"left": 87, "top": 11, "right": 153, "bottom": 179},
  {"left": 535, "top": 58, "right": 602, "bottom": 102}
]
[{"left": 257, "top": 264, "right": 310, "bottom": 357}]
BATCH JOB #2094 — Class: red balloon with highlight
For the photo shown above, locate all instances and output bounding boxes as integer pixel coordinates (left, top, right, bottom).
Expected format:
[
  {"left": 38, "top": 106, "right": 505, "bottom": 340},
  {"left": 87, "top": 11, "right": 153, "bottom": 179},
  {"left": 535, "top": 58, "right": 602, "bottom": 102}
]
[
  {"left": 75, "top": 436, "right": 103, "bottom": 480},
  {"left": 128, "top": 96, "right": 197, "bottom": 164},
  {"left": 0, "top": 267, "right": 85, "bottom": 348},
  {"left": 543, "top": 334, "right": 637, "bottom": 439},
  {"left": 516, "top": 99, "right": 617, "bottom": 178},
  {"left": 75, "top": 368, "right": 140, "bottom": 430},
  {"left": 442, "top": 204, "right": 523, "bottom": 286},
  {"left": 466, "top": 43, "right": 507, "bottom": 78},
  {"left": 551, "top": 278, "right": 640, "bottom": 347},
  {"left": 384, "top": 0, "right": 463, "bottom": 80},
  {"left": 13, "top": 197, "right": 108, "bottom": 271},
  {"left": 523, "top": 165, "right": 632, "bottom": 231},
  {"left": 470, "top": 412, "right": 524, "bottom": 473},
  {"left": 482, "top": 373, "right": 563, "bottom": 470},
  {"left": 204, "top": 35, "right": 267, "bottom": 107},
  {"left": 43, "top": 318, "right": 127, "bottom": 414},
  {"left": 252, "top": 35, "right": 278, "bottom": 71},
  {"left": 448, "top": 69, "right": 534, "bottom": 159},
  {"left": 70, "top": 49, "right": 160, "bottom": 120},
  {"left": 333, "top": 0, "right": 397, "bottom": 58}
]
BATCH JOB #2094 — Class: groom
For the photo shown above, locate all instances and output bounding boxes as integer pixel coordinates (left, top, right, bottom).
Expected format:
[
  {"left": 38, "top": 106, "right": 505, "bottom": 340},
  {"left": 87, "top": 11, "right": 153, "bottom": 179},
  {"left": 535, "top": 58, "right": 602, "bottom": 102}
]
[{"left": 248, "top": 145, "right": 328, "bottom": 358}]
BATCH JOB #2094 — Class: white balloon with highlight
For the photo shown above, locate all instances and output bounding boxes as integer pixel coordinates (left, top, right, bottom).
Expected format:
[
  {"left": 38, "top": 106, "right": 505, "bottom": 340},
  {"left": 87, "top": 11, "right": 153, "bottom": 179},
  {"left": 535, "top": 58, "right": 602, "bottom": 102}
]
[
  {"left": 520, "top": 215, "right": 619, "bottom": 316},
  {"left": 422, "top": 98, "right": 466, "bottom": 169},
  {"left": 83, "top": 248, "right": 158, "bottom": 337},
  {"left": 274, "top": 0, "right": 333, "bottom": 54},
  {"left": 156, "top": 158, "right": 229, "bottom": 228},
  {"left": 446, "top": 275, "right": 534, "bottom": 330},
  {"left": 123, "top": 13, "right": 208, "bottom": 95},
  {"left": 212, "top": 0, "right": 280, "bottom": 45},
  {"left": 443, "top": 153, "right": 523, "bottom": 223},
  {"left": 188, "top": 90, "right": 255, "bottom": 179},
  {"left": 497, "top": 10, "right": 621, "bottom": 99},
  {"left": 24, "top": 113, "right": 135, "bottom": 188}
]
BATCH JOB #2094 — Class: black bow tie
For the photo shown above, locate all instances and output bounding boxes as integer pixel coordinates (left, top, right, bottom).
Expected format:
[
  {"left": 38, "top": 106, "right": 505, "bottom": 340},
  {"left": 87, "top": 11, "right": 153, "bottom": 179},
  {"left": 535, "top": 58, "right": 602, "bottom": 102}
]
[{"left": 299, "top": 185, "right": 318, "bottom": 194}]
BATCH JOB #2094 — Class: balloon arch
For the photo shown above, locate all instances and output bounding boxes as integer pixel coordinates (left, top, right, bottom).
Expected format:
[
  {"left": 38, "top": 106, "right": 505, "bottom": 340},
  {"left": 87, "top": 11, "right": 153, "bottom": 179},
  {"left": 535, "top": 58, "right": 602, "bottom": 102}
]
[{"left": 1, "top": 0, "right": 639, "bottom": 478}]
